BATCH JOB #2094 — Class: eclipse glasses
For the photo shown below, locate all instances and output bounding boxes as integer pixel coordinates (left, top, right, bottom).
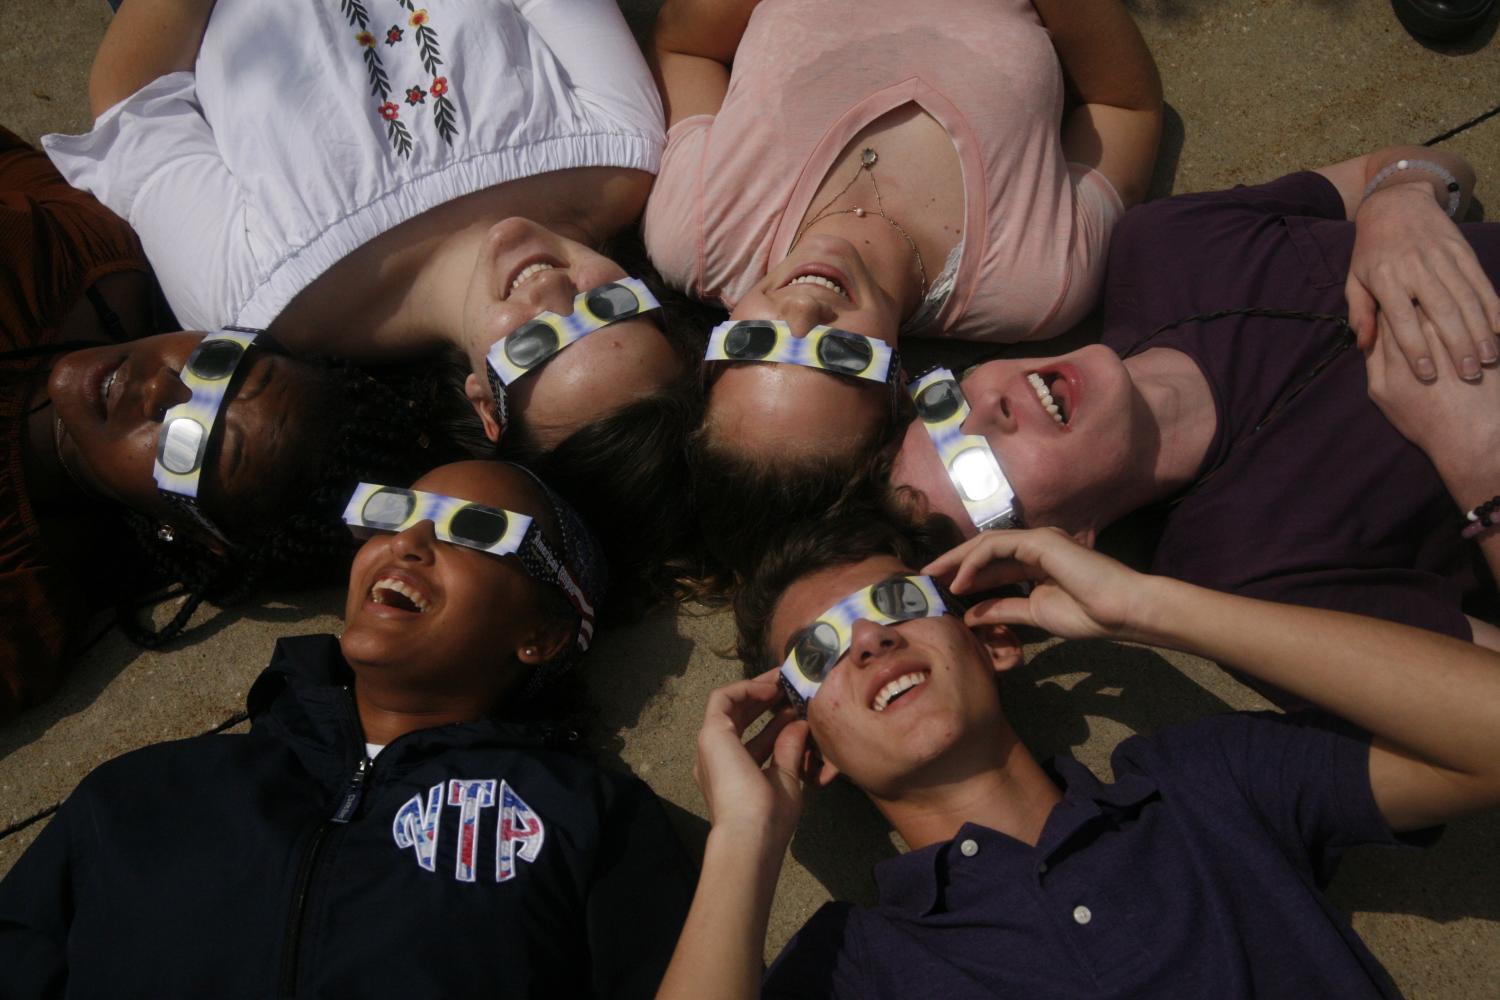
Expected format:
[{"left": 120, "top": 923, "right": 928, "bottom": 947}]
[
  {"left": 705, "top": 320, "right": 899, "bottom": 386},
  {"left": 909, "top": 367, "right": 1020, "bottom": 532},
  {"left": 779, "top": 575, "right": 958, "bottom": 710},
  {"left": 342, "top": 482, "right": 597, "bottom": 650},
  {"left": 152, "top": 326, "right": 262, "bottom": 544},
  {"left": 485, "top": 278, "right": 661, "bottom": 428}
]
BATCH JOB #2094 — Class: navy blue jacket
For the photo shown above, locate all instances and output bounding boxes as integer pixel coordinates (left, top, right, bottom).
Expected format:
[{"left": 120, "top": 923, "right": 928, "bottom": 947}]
[{"left": 0, "top": 635, "right": 691, "bottom": 999}]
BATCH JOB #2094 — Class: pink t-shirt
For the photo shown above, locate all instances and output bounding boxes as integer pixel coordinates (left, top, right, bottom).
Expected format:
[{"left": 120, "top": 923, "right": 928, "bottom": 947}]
[{"left": 643, "top": 0, "right": 1123, "bottom": 343}]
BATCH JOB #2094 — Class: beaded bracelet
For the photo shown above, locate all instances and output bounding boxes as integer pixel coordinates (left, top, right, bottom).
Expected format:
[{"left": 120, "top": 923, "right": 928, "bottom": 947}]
[
  {"left": 1461, "top": 495, "right": 1500, "bottom": 539},
  {"left": 1361, "top": 158, "right": 1463, "bottom": 219}
]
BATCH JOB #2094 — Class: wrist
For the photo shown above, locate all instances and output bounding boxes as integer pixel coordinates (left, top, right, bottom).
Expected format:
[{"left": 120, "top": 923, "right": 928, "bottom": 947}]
[
  {"left": 1115, "top": 573, "right": 1194, "bottom": 648},
  {"left": 1360, "top": 159, "right": 1464, "bottom": 218}
]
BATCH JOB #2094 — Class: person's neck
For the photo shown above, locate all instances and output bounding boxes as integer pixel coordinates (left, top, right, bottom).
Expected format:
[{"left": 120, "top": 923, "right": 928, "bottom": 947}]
[
  {"left": 804, "top": 213, "right": 926, "bottom": 321},
  {"left": 1104, "top": 347, "right": 1218, "bottom": 517},
  {"left": 871, "top": 728, "right": 1062, "bottom": 851},
  {"left": 353, "top": 680, "right": 496, "bottom": 748},
  {"left": 270, "top": 169, "right": 646, "bottom": 353}
]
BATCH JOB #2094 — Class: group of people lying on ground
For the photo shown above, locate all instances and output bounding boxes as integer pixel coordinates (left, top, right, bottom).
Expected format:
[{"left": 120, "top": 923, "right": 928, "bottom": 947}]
[{"left": 1, "top": 0, "right": 1499, "bottom": 995}]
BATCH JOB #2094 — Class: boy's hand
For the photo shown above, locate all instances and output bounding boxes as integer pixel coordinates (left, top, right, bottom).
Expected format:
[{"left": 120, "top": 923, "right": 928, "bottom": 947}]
[
  {"left": 1347, "top": 183, "right": 1500, "bottom": 382},
  {"left": 924, "top": 528, "right": 1157, "bottom": 643},
  {"left": 694, "top": 671, "right": 809, "bottom": 852}
]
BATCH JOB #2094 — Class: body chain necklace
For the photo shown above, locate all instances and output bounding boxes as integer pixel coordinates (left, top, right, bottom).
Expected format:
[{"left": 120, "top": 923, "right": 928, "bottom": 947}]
[{"left": 789, "top": 148, "right": 930, "bottom": 301}]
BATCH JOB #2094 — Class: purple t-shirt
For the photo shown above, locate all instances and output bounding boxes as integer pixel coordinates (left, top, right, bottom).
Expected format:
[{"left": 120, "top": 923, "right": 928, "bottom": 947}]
[
  {"left": 764, "top": 711, "right": 1422, "bottom": 999},
  {"left": 1100, "top": 172, "right": 1500, "bottom": 640}
]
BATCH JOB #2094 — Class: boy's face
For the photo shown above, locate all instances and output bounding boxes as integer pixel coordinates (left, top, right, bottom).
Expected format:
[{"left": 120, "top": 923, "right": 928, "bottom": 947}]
[
  {"left": 340, "top": 462, "right": 563, "bottom": 705},
  {"left": 767, "top": 555, "right": 1021, "bottom": 799}
]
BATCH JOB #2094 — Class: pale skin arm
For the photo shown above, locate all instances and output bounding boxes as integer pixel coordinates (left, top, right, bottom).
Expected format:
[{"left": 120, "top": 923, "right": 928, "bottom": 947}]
[
  {"left": 929, "top": 529, "right": 1500, "bottom": 833},
  {"left": 1315, "top": 145, "right": 1500, "bottom": 381},
  {"left": 655, "top": 673, "right": 808, "bottom": 1000},
  {"left": 649, "top": 0, "right": 760, "bottom": 127},
  {"left": 89, "top": 0, "right": 220, "bottom": 118},
  {"left": 1030, "top": 0, "right": 1164, "bottom": 208}
]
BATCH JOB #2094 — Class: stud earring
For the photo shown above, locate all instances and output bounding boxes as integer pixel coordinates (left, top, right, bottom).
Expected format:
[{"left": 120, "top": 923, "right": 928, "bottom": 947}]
[
  {"left": 156, "top": 523, "right": 176, "bottom": 543},
  {"left": 524, "top": 646, "right": 538, "bottom": 657}
]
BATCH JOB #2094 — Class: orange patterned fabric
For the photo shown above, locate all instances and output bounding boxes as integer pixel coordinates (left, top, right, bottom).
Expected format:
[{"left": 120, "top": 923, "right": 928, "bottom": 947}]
[{"left": 0, "top": 127, "right": 147, "bottom": 718}]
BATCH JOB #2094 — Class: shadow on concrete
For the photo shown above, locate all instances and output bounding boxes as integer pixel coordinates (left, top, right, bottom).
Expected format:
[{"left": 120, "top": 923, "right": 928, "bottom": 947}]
[
  {"left": 579, "top": 605, "right": 699, "bottom": 758},
  {"left": 791, "top": 779, "right": 896, "bottom": 907},
  {"left": 1148, "top": 103, "right": 1186, "bottom": 202},
  {"left": 1331, "top": 811, "right": 1500, "bottom": 923},
  {"left": 0, "top": 587, "right": 345, "bottom": 766}
]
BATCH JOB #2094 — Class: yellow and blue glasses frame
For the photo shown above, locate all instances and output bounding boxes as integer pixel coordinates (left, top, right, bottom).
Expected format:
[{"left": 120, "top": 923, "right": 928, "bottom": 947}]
[
  {"left": 484, "top": 277, "right": 661, "bottom": 427},
  {"left": 342, "top": 483, "right": 597, "bottom": 650},
  {"left": 909, "top": 367, "right": 1020, "bottom": 532},
  {"left": 780, "top": 575, "right": 955, "bottom": 710},
  {"left": 342, "top": 483, "right": 533, "bottom": 556},
  {"left": 152, "top": 326, "right": 261, "bottom": 544},
  {"left": 705, "top": 320, "right": 899, "bottom": 386}
]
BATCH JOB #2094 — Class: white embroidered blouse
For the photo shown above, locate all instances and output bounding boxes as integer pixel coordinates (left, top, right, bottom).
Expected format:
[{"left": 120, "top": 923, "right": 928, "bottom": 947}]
[{"left": 43, "top": 0, "right": 664, "bottom": 331}]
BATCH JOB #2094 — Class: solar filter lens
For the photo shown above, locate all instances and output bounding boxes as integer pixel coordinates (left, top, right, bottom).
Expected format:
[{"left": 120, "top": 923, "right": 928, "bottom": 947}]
[
  {"left": 187, "top": 339, "right": 246, "bottom": 380},
  {"left": 723, "top": 321, "right": 779, "bottom": 360},
  {"left": 450, "top": 505, "right": 508, "bottom": 548},
  {"left": 504, "top": 321, "right": 562, "bottom": 370},
  {"left": 871, "top": 577, "right": 929, "bottom": 619},
  {"left": 158, "top": 417, "right": 207, "bottom": 475},
  {"left": 363, "top": 488, "right": 416, "bottom": 528},
  {"left": 916, "top": 380, "right": 962, "bottom": 422},
  {"left": 585, "top": 282, "right": 640, "bottom": 321}
]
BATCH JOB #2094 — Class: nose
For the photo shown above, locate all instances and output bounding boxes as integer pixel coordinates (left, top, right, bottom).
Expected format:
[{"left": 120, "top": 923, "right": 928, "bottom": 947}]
[
  {"left": 141, "top": 366, "right": 192, "bottom": 422},
  {"left": 771, "top": 288, "right": 839, "bottom": 335},
  {"left": 389, "top": 520, "right": 438, "bottom": 564},
  {"left": 961, "top": 377, "right": 1018, "bottom": 436},
  {"left": 847, "top": 618, "right": 905, "bottom": 666}
]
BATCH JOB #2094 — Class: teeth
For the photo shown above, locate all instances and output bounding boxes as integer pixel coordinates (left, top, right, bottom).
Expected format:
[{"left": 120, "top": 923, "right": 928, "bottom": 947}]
[
  {"left": 101, "top": 368, "right": 119, "bottom": 400},
  {"left": 1027, "top": 372, "right": 1065, "bottom": 426},
  {"left": 789, "top": 274, "right": 848, "bottom": 298},
  {"left": 371, "top": 577, "right": 430, "bottom": 613},
  {"left": 508, "top": 262, "right": 555, "bottom": 296},
  {"left": 873, "top": 672, "right": 928, "bottom": 712}
]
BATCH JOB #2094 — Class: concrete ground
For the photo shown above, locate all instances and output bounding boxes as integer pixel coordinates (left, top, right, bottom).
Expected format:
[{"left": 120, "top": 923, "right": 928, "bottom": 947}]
[{"left": 4, "top": 1, "right": 1500, "bottom": 996}]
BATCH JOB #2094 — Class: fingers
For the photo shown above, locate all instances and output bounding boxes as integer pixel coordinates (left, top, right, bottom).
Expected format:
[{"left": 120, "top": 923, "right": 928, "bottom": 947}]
[
  {"left": 703, "top": 673, "right": 785, "bottom": 735},
  {"left": 743, "top": 705, "right": 798, "bottom": 764},
  {"left": 1420, "top": 267, "right": 1486, "bottom": 381},
  {"left": 1346, "top": 277, "right": 1377, "bottom": 351},
  {"left": 1370, "top": 273, "right": 1436, "bottom": 382},
  {"left": 767, "top": 719, "right": 812, "bottom": 798},
  {"left": 964, "top": 595, "right": 1036, "bottom": 629},
  {"left": 923, "top": 531, "right": 1027, "bottom": 594}
]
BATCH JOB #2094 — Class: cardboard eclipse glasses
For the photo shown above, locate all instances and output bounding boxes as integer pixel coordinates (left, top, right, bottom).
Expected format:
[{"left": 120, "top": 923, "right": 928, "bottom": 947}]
[
  {"left": 484, "top": 277, "right": 661, "bottom": 430},
  {"left": 909, "top": 367, "right": 1021, "bottom": 532},
  {"left": 342, "top": 483, "right": 596, "bottom": 650},
  {"left": 151, "top": 326, "right": 263, "bottom": 545},
  {"left": 705, "top": 320, "right": 899, "bottom": 385},
  {"left": 780, "top": 575, "right": 958, "bottom": 710}
]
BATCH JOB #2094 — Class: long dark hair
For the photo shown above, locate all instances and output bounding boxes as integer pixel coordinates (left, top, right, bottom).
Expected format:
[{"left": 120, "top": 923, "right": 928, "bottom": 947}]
[
  {"left": 486, "top": 228, "right": 717, "bottom": 616},
  {"left": 114, "top": 356, "right": 491, "bottom": 646}
]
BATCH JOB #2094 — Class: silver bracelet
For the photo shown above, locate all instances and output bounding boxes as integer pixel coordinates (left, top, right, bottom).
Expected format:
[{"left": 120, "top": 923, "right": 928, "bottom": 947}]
[{"left": 1361, "top": 158, "right": 1463, "bottom": 218}]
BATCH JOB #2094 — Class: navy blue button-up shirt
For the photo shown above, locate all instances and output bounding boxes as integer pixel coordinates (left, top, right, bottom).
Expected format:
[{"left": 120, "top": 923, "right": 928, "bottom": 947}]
[{"left": 764, "top": 711, "right": 1429, "bottom": 999}]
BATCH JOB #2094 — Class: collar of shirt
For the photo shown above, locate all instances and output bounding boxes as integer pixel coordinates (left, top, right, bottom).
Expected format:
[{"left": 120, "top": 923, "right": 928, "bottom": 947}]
[{"left": 873, "top": 755, "right": 1160, "bottom": 917}]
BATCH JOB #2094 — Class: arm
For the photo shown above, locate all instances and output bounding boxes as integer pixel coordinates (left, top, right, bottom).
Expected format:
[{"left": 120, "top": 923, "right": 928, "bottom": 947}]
[
  {"left": 928, "top": 529, "right": 1500, "bottom": 832},
  {"left": 89, "top": 0, "right": 220, "bottom": 118},
  {"left": 1315, "top": 145, "right": 1500, "bottom": 380},
  {"left": 1030, "top": 0, "right": 1163, "bottom": 208},
  {"left": 1363, "top": 313, "right": 1500, "bottom": 625},
  {"left": 649, "top": 0, "right": 759, "bottom": 126},
  {"left": 656, "top": 673, "right": 808, "bottom": 1000}
]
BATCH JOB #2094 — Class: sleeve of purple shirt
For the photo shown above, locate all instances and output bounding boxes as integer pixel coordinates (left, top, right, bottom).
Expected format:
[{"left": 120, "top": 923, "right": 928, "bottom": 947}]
[{"left": 1120, "top": 711, "right": 1436, "bottom": 886}]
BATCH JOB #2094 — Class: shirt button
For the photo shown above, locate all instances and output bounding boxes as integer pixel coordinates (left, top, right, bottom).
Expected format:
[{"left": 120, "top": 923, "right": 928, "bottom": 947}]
[
  {"left": 1073, "top": 905, "right": 1092, "bottom": 925},
  {"left": 959, "top": 838, "right": 979, "bottom": 858},
  {"left": 1037, "top": 862, "right": 1048, "bottom": 874}
]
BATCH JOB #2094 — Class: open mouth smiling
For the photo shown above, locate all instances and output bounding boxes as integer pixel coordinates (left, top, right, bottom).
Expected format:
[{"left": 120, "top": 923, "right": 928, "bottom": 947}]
[
  {"left": 1026, "top": 371, "right": 1073, "bottom": 428},
  {"left": 872, "top": 670, "right": 929, "bottom": 712},
  {"left": 369, "top": 575, "right": 433, "bottom": 614}
]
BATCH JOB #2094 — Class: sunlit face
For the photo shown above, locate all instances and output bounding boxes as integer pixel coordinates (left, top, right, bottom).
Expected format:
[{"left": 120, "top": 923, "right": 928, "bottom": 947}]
[
  {"left": 461, "top": 218, "right": 682, "bottom": 449},
  {"left": 47, "top": 332, "right": 321, "bottom": 545},
  {"left": 340, "top": 461, "right": 564, "bottom": 703},
  {"left": 767, "top": 555, "right": 1019, "bottom": 798},
  {"left": 891, "top": 345, "right": 1142, "bottom": 537},
  {"left": 706, "top": 235, "right": 904, "bottom": 462}
]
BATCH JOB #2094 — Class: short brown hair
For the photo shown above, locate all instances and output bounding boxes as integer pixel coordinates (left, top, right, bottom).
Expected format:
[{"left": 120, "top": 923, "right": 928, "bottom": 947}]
[{"left": 732, "top": 502, "right": 960, "bottom": 676}]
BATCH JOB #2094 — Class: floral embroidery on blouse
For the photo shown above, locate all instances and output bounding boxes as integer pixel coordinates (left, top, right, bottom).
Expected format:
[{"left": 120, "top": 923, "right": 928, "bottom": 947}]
[{"left": 339, "top": 0, "right": 459, "bottom": 155}]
